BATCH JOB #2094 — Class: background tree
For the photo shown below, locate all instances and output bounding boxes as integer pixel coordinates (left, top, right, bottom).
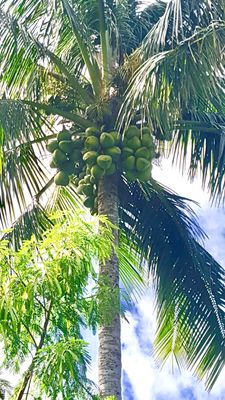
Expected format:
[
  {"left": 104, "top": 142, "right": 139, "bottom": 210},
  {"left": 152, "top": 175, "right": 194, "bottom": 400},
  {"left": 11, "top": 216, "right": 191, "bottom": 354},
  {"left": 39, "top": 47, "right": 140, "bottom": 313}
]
[
  {"left": 0, "top": 212, "right": 119, "bottom": 399},
  {"left": 0, "top": 1, "right": 224, "bottom": 399}
]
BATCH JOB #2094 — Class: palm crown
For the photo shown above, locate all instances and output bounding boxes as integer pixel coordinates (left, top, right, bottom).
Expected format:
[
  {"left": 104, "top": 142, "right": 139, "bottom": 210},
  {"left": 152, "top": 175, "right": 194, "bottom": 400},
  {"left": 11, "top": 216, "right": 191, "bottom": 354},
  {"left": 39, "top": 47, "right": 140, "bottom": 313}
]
[{"left": 0, "top": 0, "right": 224, "bottom": 398}]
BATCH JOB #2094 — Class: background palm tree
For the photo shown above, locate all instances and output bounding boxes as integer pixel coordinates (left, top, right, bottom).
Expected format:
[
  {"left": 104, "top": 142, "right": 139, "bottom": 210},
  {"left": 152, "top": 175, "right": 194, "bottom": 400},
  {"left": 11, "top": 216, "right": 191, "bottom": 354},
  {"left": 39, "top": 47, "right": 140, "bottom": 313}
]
[{"left": 0, "top": 0, "right": 224, "bottom": 399}]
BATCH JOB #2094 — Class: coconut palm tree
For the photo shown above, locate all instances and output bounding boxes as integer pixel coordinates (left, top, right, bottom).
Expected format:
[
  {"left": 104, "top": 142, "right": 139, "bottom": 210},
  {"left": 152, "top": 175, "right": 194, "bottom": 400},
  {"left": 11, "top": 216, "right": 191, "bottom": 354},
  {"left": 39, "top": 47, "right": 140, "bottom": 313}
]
[{"left": 0, "top": 0, "right": 224, "bottom": 399}]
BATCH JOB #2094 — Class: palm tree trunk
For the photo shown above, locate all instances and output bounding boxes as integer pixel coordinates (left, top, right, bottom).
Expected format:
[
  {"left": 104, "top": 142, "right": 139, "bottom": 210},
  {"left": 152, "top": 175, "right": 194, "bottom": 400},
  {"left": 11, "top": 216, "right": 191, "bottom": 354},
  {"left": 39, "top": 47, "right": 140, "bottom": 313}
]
[{"left": 97, "top": 174, "right": 121, "bottom": 400}]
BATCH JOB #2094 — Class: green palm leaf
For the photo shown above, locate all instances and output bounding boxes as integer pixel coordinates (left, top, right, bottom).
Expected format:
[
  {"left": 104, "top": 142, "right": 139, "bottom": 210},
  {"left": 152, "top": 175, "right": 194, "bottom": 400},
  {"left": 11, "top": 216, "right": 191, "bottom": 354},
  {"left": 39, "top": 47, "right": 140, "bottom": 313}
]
[
  {"left": 0, "top": 8, "right": 89, "bottom": 103},
  {"left": 119, "top": 22, "right": 225, "bottom": 133},
  {"left": 0, "top": 100, "right": 51, "bottom": 226},
  {"left": 1, "top": 204, "right": 52, "bottom": 250},
  {"left": 142, "top": 0, "right": 225, "bottom": 53},
  {"left": 171, "top": 111, "right": 225, "bottom": 203},
  {"left": 119, "top": 176, "right": 225, "bottom": 389}
]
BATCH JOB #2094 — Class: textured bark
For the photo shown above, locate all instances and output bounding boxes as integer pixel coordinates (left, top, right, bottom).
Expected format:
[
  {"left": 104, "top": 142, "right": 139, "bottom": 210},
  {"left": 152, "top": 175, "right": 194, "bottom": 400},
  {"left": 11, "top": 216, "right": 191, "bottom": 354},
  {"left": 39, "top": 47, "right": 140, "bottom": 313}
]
[{"left": 98, "top": 174, "right": 121, "bottom": 400}]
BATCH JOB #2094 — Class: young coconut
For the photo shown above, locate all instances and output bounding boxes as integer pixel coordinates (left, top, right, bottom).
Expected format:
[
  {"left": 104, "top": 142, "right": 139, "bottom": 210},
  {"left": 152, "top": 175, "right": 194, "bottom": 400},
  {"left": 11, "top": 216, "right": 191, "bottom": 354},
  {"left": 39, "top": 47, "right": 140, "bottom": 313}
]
[
  {"left": 54, "top": 171, "right": 69, "bottom": 186},
  {"left": 97, "top": 155, "right": 112, "bottom": 170}
]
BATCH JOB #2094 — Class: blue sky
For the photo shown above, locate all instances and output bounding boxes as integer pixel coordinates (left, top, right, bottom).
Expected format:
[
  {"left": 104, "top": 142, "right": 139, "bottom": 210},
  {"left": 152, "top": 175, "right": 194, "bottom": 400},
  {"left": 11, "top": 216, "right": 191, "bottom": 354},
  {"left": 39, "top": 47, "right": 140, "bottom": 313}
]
[{"left": 86, "top": 158, "right": 225, "bottom": 400}]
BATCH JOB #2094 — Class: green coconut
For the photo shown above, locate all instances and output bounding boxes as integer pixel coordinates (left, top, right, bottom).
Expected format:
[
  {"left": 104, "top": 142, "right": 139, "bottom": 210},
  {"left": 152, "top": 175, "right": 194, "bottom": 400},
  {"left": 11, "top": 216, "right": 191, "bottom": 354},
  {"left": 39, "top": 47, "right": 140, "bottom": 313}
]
[
  {"left": 72, "top": 137, "right": 84, "bottom": 149},
  {"left": 82, "top": 184, "right": 94, "bottom": 197},
  {"left": 59, "top": 140, "right": 74, "bottom": 154},
  {"left": 57, "top": 130, "right": 71, "bottom": 142},
  {"left": 97, "top": 155, "right": 112, "bottom": 170},
  {"left": 125, "top": 170, "right": 137, "bottom": 182},
  {"left": 83, "top": 151, "right": 98, "bottom": 165},
  {"left": 105, "top": 146, "right": 121, "bottom": 160},
  {"left": 49, "top": 158, "right": 57, "bottom": 169},
  {"left": 85, "top": 126, "right": 100, "bottom": 137},
  {"left": 60, "top": 161, "right": 75, "bottom": 175},
  {"left": 141, "top": 133, "right": 153, "bottom": 148},
  {"left": 91, "top": 164, "right": 105, "bottom": 180},
  {"left": 148, "top": 147, "right": 156, "bottom": 160},
  {"left": 125, "top": 125, "right": 141, "bottom": 139},
  {"left": 137, "top": 168, "right": 152, "bottom": 182},
  {"left": 85, "top": 136, "right": 99, "bottom": 150},
  {"left": 135, "top": 147, "right": 149, "bottom": 159},
  {"left": 70, "top": 149, "right": 82, "bottom": 162},
  {"left": 110, "top": 131, "right": 120, "bottom": 145},
  {"left": 54, "top": 171, "right": 69, "bottom": 186},
  {"left": 105, "top": 162, "right": 116, "bottom": 175},
  {"left": 83, "top": 196, "right": 95, "bottom": 209},
  {"left": 53, "top": 149, "right": 67, "bottom": 164},
  {"left": 126, "top": 136, "right": 141, "bottom": 150},
  {"left": 46, "top": 140, "right": 58, "bottom": 153},
  {"left": 122, "top": 147, "right": 134, "bottom": 159},
  {"left": 136, "top": 157, "right": 150, "bottom": 172},
  {"left": 100, "top": 132, "right": 115, "bottom": 148},
  {"left": 141, "top": 127, "right": 151, "bottom": 136},
  {"left": 123, "top": 155, "right": 136, "bottom": 171}
]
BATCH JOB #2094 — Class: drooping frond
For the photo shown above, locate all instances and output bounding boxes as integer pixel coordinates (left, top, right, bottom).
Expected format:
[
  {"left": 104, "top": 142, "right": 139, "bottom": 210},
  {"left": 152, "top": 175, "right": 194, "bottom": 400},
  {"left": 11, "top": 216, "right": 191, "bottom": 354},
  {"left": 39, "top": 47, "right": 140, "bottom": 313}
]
[
  {"left": 171, "top": 111, "right": 225, "bottom": 203},
  {"left": 119, "top": 232, "right": 145, "bottom": 304},
  {"left": 1, "top": 204, "right": 52, "bottom": 250},
  {"left": 119, "top": 176, "right": 225, "bottom": 389},
  {"left": 0, "top": 100, "right": 51, "bottom": 227},
  {"left": 45, "top": 182, "right": 83, "bottom": 214},
  {"left": 0, "top": 99, "right": 47, "bottom": 151},
  {"left": 0, "top": 145, "right": 49, "bottom": 227}
]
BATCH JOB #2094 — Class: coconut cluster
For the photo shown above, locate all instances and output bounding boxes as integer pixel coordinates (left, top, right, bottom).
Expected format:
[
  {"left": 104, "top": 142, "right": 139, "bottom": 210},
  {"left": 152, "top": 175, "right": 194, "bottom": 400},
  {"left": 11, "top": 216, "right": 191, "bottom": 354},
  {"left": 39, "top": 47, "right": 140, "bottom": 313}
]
[{"left": 46, "top": 125, "right": 156, "bottom": 212}]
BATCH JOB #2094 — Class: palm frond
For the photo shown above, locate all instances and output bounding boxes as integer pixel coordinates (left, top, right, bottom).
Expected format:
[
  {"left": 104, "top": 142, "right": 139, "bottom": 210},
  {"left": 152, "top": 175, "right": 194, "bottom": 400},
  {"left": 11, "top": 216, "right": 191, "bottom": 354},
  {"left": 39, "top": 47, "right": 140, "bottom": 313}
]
[
  {"left": 61, "top": 0, "right": 102, "bottom": 96},
  {"left": 0, "top": 99, "right": 51, "bottom": 227},
  {"left": 0, "top": 99, "right": 47, "bottom": 151},
  {"left": 142, "top": 0, "right": 225, "bottom": 54},
  {"left": 119, "top": 176, "right": 225, "bottom": 389},
  {"left": 119, "top": 22, "right": 225, "bottom": 134},
  {"left": 0, "top": 377, "right": 11, "bottom": 399},
  {"left": 46, "top": 181, "right": 83, "bottom": 214},
  {"left": 0, "top": 144, "right": 49, "bottom": 228},
  {"left": 171, "top": 111, "right": 225, "bottom": 203},
  {"left": 0, "top": 8, "right": 89, "bottom": 104},
  {"left": 24, "top": 100, "right": 93, "bottom": 128},
  {"left": 1, "top": 204, "right": 52, "bottom": 250},
  {"left": 119, "top": 232, "right": 145, "bottom": 304}
]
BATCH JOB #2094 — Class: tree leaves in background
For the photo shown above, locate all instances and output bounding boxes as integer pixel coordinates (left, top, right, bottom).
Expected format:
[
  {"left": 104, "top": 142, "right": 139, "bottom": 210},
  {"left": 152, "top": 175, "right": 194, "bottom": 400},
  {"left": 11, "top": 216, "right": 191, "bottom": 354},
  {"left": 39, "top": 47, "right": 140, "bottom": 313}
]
[{"left": 0, "top": 212, "right": 113, "bottom": 399}]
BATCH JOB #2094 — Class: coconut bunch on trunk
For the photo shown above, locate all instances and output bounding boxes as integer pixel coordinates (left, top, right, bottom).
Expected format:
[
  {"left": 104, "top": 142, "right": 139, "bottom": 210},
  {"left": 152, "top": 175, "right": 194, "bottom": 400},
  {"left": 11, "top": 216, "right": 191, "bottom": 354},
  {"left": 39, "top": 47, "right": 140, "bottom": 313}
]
[{"left": 46, "top": 124, "right": 156, "bottom": 213}]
